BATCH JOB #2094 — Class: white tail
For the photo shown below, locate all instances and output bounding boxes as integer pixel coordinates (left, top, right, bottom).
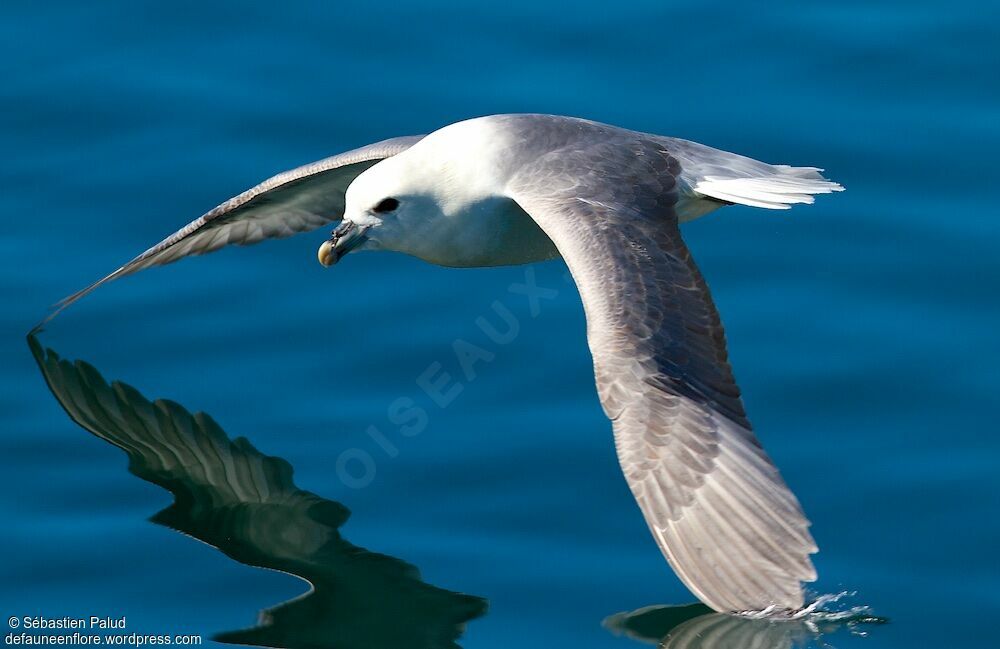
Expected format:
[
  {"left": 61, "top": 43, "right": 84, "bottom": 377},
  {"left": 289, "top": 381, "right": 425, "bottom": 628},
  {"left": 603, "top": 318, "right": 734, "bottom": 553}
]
[
  {"left": 693, "top": 165, "right": 843, "bottom": 210},
  {"left": 666, "top": 137, "right": 844, "bottom": 220}
]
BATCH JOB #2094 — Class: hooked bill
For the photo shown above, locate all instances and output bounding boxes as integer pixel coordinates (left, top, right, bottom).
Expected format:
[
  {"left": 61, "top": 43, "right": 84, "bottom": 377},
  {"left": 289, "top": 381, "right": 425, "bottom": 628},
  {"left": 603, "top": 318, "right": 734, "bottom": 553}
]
[{"left": 317, "top": 240, "right": 336, "bottom": 267}]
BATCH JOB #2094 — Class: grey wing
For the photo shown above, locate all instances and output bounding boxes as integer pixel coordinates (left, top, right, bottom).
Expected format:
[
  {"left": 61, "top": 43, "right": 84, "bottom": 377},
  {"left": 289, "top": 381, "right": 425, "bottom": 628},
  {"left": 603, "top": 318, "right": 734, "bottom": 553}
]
[
  {"left": 38, "top": 135, "right": 423, "bottom": 327},
  {"left": 506, "top": 131, "right": 817, "bottom": 612}
]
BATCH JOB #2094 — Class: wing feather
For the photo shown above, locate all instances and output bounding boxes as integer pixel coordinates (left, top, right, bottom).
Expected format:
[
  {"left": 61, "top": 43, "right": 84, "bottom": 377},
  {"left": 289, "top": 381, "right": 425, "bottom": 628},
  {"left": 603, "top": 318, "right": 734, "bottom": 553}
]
[
  {"left": 504, "top": 117, "right": 818, "bottom": 612},
  {"left": 36, "top": 134, "right": 423, "bottom": 329}
]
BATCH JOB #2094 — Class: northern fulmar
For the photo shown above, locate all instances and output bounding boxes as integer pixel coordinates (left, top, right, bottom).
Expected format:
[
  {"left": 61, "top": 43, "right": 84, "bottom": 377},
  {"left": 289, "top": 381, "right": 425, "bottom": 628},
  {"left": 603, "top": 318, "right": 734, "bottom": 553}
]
[{"left": 40, "top": 114, "right": 843, "bottom": 613}]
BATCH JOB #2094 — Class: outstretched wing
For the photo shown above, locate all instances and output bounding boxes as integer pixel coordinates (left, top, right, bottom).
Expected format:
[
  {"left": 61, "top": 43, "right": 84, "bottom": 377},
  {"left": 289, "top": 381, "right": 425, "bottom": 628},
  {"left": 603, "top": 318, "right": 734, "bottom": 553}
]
[
  {"left": 38, "top": 135, "right": 423, "bottom": 327},
  {"left": 505, "top": 122, "right": 817, "bottom": 612}
]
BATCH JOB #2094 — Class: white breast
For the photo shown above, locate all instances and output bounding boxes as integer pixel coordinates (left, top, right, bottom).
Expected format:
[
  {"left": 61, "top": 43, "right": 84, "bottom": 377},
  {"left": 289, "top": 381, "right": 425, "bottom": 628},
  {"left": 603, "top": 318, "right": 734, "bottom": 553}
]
[{"left": 417, "top": 195, "right": 560, "bottom": 267}]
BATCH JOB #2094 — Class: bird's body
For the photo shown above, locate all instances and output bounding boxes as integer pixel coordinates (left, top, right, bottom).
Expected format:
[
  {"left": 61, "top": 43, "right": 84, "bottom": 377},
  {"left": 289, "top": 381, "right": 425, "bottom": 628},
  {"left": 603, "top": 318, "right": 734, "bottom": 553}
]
[{"left": 41, "top": 114, "right": 843, "bottom": 614}]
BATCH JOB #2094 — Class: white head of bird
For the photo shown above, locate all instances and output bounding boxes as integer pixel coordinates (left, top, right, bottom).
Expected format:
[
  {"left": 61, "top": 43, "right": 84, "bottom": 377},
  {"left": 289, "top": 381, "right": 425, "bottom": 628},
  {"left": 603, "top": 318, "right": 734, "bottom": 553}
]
[{"left": 317, "top": 122, "right": 558, "bottom": 269}]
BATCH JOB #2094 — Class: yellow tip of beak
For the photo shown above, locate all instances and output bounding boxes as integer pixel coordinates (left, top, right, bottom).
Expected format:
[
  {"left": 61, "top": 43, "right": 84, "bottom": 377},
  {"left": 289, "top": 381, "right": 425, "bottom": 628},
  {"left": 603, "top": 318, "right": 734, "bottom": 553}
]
[{"left": 317, "top": 240, "right": 336, "bottom": 267}]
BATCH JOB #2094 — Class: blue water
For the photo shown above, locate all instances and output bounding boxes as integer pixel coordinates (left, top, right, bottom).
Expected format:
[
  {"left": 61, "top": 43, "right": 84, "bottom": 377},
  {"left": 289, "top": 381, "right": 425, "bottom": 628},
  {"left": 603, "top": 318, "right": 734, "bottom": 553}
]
[{"left": 2, "top": 2, "right": 998, "bottom": 647}]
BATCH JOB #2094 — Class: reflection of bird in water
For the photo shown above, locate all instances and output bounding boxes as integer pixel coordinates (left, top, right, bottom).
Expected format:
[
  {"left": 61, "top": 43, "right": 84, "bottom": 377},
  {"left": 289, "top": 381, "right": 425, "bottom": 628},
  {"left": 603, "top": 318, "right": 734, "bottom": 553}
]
[
  {"left": 605, "top": 604, "right": 808, "bottom": 649},
  {"left": 40, "top": 114, "right": 845, "bottom": 612},
  {"left": 604, "top": 601, "right": 886, "bottom": 648},
  {"left": 30, "top": 336, "right": 487, "bottom": 649}
]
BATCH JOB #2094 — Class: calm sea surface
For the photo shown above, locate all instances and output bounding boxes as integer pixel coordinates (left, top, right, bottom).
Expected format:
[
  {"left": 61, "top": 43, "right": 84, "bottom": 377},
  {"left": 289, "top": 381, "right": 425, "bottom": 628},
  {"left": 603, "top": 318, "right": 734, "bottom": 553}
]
[{"left": 2, "top": 2, "right": 998, "bottom": 648}]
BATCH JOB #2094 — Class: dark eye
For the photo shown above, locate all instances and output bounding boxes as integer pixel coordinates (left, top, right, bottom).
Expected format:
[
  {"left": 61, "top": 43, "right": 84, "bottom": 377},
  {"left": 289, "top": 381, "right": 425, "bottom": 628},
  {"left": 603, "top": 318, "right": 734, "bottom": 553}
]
[{"left": 373, "top": 197, "right": 399, "bottom": 213}]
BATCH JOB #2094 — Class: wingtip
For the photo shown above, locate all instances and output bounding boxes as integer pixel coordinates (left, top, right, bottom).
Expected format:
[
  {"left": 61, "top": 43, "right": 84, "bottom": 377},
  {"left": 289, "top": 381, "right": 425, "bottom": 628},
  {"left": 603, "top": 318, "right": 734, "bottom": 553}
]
[
  {"left": 29, "top": 266, "right": 129, "bottom": 334},
  {"left": 29, "top": 298, "right": 75, "bottom": 336}
]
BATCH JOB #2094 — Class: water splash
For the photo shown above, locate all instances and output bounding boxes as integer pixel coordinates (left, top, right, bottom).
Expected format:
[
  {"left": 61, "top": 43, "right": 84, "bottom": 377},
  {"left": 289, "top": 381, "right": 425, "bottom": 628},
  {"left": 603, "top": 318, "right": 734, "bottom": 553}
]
[
  {"left": 735, "top": 591, "right": 887, "bottom": 637},
  {"left": 604, "top": 593, "right": 886, "bottom": 647}
]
